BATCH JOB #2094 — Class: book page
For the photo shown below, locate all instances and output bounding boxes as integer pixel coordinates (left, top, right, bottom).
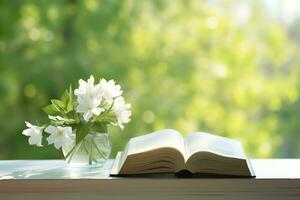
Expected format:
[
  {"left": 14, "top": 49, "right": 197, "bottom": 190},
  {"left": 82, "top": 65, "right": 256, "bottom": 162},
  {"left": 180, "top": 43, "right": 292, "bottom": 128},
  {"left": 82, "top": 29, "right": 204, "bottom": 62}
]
[
  {"left": 127, "top": 129, "right": 185, "bottom": 156},
  {"left": 110, "top": 151, "right": 123, "bottom": 175},
  {"left": 185, "top": 132, "right": 246, "bottom": 160}
]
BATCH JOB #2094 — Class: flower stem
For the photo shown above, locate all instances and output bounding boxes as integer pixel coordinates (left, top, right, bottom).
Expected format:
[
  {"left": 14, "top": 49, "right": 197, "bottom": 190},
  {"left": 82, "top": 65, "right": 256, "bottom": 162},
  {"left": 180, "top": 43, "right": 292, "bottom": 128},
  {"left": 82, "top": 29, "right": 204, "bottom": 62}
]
[
  {"left": 89, "top": 140, "right": 93, "bottom": 165},
  {"left": 65, "top": 142, "right": 81, "bottom": 163},
  {"left": 82, "top": 140, "right": 92, "bottom": 165},
  {"left": 92, "top": 138, "right": 106, "bottom": 158}
]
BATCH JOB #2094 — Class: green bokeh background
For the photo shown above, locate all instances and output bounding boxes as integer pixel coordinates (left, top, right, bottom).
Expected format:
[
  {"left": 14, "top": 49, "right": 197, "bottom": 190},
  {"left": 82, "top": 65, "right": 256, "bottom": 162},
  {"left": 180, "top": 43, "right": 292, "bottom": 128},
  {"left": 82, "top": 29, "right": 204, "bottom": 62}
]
[{"left": 1, "top": 0, "right": 300, "bottom": 159}]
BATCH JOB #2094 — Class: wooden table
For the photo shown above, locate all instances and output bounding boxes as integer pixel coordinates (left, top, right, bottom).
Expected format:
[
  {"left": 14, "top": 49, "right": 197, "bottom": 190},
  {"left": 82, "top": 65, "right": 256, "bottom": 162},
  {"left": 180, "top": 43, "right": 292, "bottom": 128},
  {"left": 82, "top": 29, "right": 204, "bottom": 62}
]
[{"left": 0, "top": 159, "right": 300, "bottom": 200}]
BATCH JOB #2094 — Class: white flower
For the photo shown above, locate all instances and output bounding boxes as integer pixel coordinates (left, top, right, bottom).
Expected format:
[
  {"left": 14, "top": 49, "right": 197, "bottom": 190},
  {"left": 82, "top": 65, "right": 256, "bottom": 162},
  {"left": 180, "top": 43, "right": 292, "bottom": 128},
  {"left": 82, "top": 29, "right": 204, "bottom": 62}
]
[
  {"left": 75, "top": 75, "right": 104, "bottom": 121},
  {"left": 44, "top": 125, "right": 74, "bottom": 150},
  {"left": 112, "top": 97, "right": 131, "bottom": 129},
  {"left": 22, "top": 122, "right": 43, "bottom": 147},
  {"left": 99, "top": 79, "right": 123, "bottom": 100},
  {"left": 76, "top": 96, "right": 104, "bottom": 121},
  {"left": 74, "top": 75, "right": 101, "bottom": 99}
]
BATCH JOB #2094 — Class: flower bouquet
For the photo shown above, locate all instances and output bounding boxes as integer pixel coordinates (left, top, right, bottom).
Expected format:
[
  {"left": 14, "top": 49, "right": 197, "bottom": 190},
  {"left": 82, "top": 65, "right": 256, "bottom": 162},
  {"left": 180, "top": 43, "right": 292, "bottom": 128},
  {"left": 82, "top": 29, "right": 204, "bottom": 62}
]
[{"left": 22, "top": 75, "right": 131, "bottom": 167}]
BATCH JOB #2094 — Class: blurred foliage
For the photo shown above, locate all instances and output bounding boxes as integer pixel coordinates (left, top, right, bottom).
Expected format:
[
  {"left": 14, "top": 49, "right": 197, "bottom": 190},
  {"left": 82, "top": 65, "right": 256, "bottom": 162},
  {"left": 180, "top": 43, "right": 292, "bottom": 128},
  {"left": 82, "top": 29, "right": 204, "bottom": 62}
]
[{"left": 0, "top": 0, "right": 300, "bottom": 159}]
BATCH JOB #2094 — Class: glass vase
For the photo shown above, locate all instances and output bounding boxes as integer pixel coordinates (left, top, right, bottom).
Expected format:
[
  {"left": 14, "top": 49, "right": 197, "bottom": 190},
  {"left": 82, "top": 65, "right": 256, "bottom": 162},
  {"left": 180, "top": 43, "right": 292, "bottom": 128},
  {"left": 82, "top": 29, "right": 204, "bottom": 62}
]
[{"left": 62, "top": 132, "right": 112, "bottom": 167}]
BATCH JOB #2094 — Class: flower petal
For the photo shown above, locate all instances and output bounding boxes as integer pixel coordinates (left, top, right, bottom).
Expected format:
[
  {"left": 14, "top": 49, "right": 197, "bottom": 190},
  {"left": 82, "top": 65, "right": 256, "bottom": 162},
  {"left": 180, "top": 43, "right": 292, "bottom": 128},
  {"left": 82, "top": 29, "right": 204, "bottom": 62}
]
[
  {"left": 53, "top": 137, "right": 65, "bottom": 149},
  {"left": 25, "top": 121, "right": 33, "bottom": 128},
  {"left": 47, "top": 134, "right": 55, "bottom": 145},
  {"left": 83, "top": 111, "right": 93, "bottom": 121},
  {"left": 28, "top": 134, "right": 42, "bottom": 146},
  {"left": 22, "top": 128, "right": 33, "bottom": 136},
  {"left": 63, "top": 127, "right": 72, "bottom": 136},
  {"left": 87, "top": 75, "right": 95, "bottom": 85},
  {"left": 92, "top": 107, "right": 103, "bottom": 116},
  {"left": 45, "top": 125, "right": 58, "bottom": 134}
]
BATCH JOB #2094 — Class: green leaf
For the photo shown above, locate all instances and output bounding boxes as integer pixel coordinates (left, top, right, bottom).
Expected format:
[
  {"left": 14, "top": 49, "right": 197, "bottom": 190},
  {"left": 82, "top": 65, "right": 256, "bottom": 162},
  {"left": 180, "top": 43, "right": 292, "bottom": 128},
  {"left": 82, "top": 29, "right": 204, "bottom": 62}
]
[
  {"left": 69, "top": 85, "right": 73, "bottom": 102},
  {"left": 61, "top": 90, "right": 69, "bottom": 105},
  {"left": 75, "top": 123, "right": 91, "bottom": 144},
  {"left": 92, "top": 112, "right": 115, "bottom": 123},
  {"left": 43, "top": 104, "right": 61, "bottom": 116},
  {"left": 66, "top": 102, "right": 73, "bottom": 113},
  {"left": 59, "top": 87, "right": 74, "bottom": 113},
  {"left": 51, "top": 99, "right": 65, "bottom": 111},
  {"left": 49, "top": 116, "right": 77, "bottom": 124},
  {"left": 66, "top": 86, "right": 74, "bottom": 112},
  {"left": 93, "top": 122, "right": 108, "bottom": 133}
]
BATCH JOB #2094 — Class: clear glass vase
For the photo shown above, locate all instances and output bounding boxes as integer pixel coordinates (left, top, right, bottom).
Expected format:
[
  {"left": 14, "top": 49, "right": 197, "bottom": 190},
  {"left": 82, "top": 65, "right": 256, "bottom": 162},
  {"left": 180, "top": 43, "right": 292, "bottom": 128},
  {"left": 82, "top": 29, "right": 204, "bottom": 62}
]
[{"left": 62, "top": 132, "right": 112, "bottom": 167}]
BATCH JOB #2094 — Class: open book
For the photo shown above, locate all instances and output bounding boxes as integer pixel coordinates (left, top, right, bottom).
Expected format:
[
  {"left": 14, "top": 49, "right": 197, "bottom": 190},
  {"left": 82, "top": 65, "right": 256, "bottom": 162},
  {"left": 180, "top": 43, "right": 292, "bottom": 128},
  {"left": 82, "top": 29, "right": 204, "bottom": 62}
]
[{"left": 110, "top": 129, "right": 255, "bottom": 177}]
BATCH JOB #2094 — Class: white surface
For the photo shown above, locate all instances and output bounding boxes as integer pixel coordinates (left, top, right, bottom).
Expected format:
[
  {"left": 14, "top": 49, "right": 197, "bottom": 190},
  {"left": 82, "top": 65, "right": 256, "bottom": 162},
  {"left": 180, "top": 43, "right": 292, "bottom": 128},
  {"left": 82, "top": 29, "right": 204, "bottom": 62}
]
[
  {"left": 1, "top": 159, "right": 300, "bottom": 179},
  {"left": 0, "top": 159, "right": 113, "bottom": 180}
]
